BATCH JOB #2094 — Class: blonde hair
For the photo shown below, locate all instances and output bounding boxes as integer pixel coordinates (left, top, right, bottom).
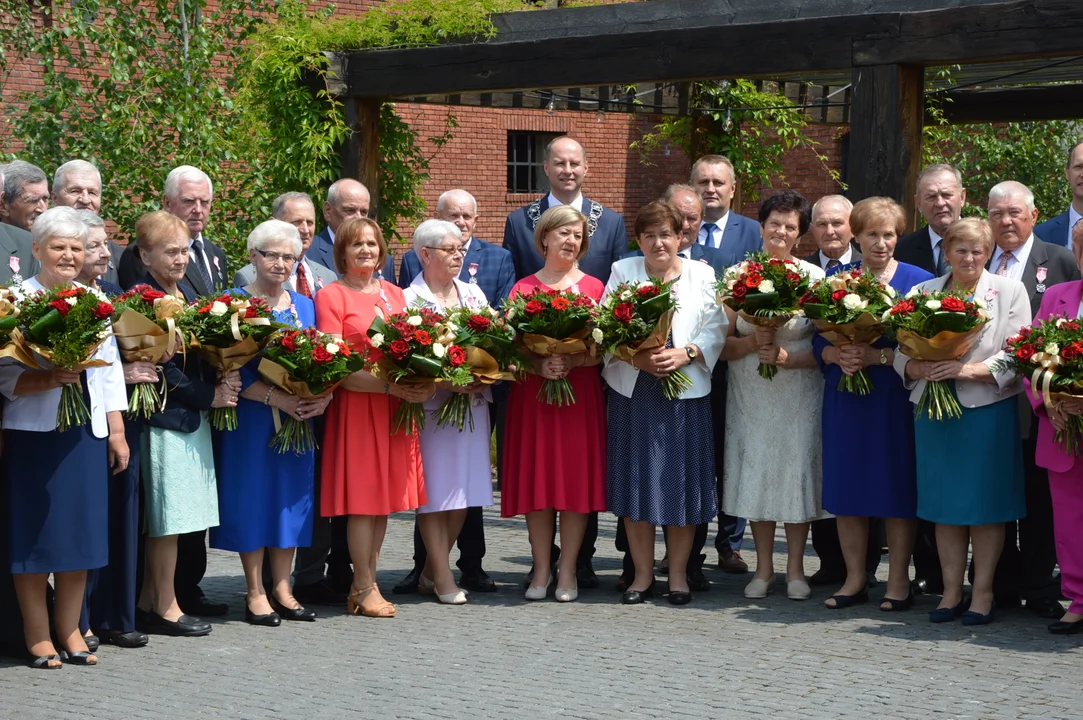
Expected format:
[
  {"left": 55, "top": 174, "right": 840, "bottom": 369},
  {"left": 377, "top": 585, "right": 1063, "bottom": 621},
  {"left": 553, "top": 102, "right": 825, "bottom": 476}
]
[
  {"left": 849, "top": 197, "right": 905, "bottom": 238},
  {"left": 942, "top": 217, "right": 994, "bottom": 257},
  {"left": 533, "top": 205, "right": 590, "bottom": 260},
  {"left": 134, "top": 210, "right": 188, "bottom": 251}
]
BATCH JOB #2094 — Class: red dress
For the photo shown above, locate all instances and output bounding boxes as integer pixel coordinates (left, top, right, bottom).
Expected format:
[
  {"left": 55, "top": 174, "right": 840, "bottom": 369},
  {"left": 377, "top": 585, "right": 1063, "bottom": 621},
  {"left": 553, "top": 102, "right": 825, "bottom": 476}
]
[
  {"left": 316, "top": 281, "right": 426, "bottom": 516},
  {"left": 501, "top": 275, "right": 607, "bottom": 516}
]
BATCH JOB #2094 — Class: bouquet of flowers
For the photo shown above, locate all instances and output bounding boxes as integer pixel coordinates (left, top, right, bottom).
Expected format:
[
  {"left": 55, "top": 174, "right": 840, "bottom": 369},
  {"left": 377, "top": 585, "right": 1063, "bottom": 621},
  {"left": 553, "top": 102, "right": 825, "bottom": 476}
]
[
  {"left": 998, "top": 316, "right": 1083, "bottom": 454},
  {"left": 882, "top": 289, "right": 988, "bottom": 421},
  {"left": 800, "top": 269, "right": 896, "bottom": 395},
  {"left": 595, "top": 277, "right": 692, "bottom": 400},
  {"left": 367, "top": 307, "right": 473, "bottom": 433},
  {"left": 259, "top": 328, "right": 366, "bottom": 454},
  {"left": 111, "top": 284, "right": 187, "bottom": 418},
  {"left": 504, "top": 287, "right": 596, "bottom": 405},
  {"left": 0, "top": 287, "right": 37, "bottom": 368},
  {"left": 178, "top": 292, "right": 279, "bottom": 430},
  {"left": 717, "top": 251, "right": 812, "bottom": 379},
  {"left": 17, "top": 285, "right": 115, "bottom": 431}
]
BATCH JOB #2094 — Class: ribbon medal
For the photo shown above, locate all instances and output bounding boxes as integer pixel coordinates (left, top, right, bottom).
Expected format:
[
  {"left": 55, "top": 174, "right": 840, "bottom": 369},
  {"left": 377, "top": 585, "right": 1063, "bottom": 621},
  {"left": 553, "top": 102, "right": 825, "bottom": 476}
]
[
  {"left": 1036, "top": 266, "right": 1048, "bottom": 294},
  {"left": 468, "top": 263, "right": 479, "bottom": 284}
]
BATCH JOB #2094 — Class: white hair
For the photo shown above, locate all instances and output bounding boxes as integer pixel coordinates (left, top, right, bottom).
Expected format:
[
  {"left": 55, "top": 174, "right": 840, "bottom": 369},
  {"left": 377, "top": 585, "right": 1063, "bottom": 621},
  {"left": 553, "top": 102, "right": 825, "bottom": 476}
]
[
  {"left": 75, "top": 209, "right": 106, "bottom": 228},
  {"left": 916, "top": 163, "right": 963, "bottom": 193},
  {"left": 247, "top": 219, "right": 301, "bottom": 256},
  {"left": 31, "top": 206, "right": 88, "bottom": 246},
  {"left": 811, "top": 194, "right": 854, "bottom": 222},
  {"left": 164, "top": 165, "right": 213, "bottom": 199},
  {"left": 272, "top": 191, "right": 313, "bottom": 218},
  {"left": 436, "top": 189, "right": 478, "bottom": 214},
  {"left": 988, "top": 180, "right": 1036, "bottom": 213},
  {"left": 663, "top": 183, "right": 704, "bottom": 212},
  {"left": 3, "top": 159, "right": 47, "bottom": 201},
  {"left": 53, "top": 160, "right": 102, "bottom": 193},
  {"left": 413, "top": 219, "right": 461, "bottom": 252}
]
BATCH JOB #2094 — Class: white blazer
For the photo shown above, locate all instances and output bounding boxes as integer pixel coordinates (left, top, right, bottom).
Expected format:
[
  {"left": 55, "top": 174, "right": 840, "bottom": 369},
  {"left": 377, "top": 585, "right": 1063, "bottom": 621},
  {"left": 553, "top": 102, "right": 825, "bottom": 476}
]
[
  {"left": 0, "top": 278, "right": 127, "bottom": 437},
  {"left": 893, "top": 269, "right": 1031, "bottom": 409},
  {"left": 404, "top": 273, "right": 493, "bottom": 405},
  {"left": 601, "top": 256, "right": 727, "bottom": 399}
]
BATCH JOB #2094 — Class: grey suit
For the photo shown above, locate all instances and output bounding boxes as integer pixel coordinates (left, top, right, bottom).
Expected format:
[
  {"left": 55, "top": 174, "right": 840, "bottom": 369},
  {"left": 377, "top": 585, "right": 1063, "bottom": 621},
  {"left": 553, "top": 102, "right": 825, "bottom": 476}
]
[
  {"left": 232, "top": 258, "right": 337, "bottom": 294},
  {"left": 0, "top": 222, "right": 37, "bottom": 285}
]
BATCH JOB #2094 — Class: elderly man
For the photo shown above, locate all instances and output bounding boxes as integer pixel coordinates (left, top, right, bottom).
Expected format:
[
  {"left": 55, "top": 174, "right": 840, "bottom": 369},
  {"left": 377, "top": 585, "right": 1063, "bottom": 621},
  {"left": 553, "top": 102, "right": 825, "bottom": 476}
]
[
  {"left": 232, "top": 192, "right": 336, "bottom": 296},
  {"left": 0, "top": 160, "right": 49, "bottom": 232},
  {"left": 118, "top": 166, "right": 229, "bottom": 295},
  {"left": 895, "top": 164, "right": 967, "bottom": 276},
  {"left": 691, "top": 155, "right": 762, "bottom": 268},
  {"left": 1035, "top": 141, "right": 1083, "bottom": 248},
  {"left": 392, "top": 189, "right": 515, "bottom": 596},
  {"left": 503, "top": 136, "right": 628, "bottom": 284},
  {"left": 801, "top": 195, "right": 861, "bottom": 271},
  {"left": 0, "top": 165, "right": 37, "bottom": 284},
  {"left": 50, "top": 160, "right": 122, "bottom": 286},
  {"left": 308, "top": 178, "right": 394, "bottom": 282}
]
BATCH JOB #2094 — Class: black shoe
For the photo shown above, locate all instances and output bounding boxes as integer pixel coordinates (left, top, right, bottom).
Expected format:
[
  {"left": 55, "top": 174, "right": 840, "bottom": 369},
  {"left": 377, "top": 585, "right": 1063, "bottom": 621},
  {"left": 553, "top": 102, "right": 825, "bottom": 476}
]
[
  {"left": 615, "top": 572, "right": 632, "bottom": 593},
  {"left": 576, "top": 564, "right": 599, "bottom": 590},
  {"left": 1026, "top": 598, "right": 1065, "bottom": 619},
  {"left": 271, "top": 598, "right": 317, "bottom": 622},
  {"left": 293, "top": 578, "right": 343, "bottom": 605},
  {"left": 245, "top": 604, "right": 281, "bottom": 628},
  {"left": 879, "top": 591, "right": 914, "bottom": 612},
  {"left": 83, "top": 634, "right": 99, "bottom": 652},
  {"left": 929, "top": 598, "right": 970, "bottom": 624},
  {"left": 178, "top": 591, "right": 228, "bottom": 618},
  {"left": 994, "top": 593, "right": 1022, "bottom": 610},
  {"left": 621, "top": 581, "right": 656, "bottom": 605},
  {"left": 809, "top": 569, "right": 845, "bottom": 586},
  {"left": 393, "top": 568, "right": 421, "bottom": 595},
  {"left": 686, "top": 569, "right": 710, "bottom": 591},
  {"left": 1048, "top": 618, "right": 1083, "bottom": 635},
  {"left": 825, "top": 587, "right": 869, "bottom": 609},
  {"left": 28, "top": 654, "right": 62, "bottom": 670},
  {"left": 459, "top": 568, "right": 497, "bottom": 593},
  {"left": 668, "top": 590, "right": 692, "bottom": 606},
  {"left": 140, "top": 611, "right": 212, "bottom": 637},
  {"left": 58, "top": 650, "right": 98, "bottom": 666},
  {"left": 97, "top": 629, "right": 149, "bottom": 648}
]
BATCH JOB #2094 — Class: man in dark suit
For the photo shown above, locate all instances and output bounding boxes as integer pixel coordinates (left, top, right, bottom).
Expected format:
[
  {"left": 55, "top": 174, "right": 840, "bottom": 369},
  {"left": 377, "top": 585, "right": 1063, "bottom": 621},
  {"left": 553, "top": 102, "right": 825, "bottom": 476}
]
[
  {"left": 50, "top": 159, "right": 122, "bottom": 287},
  {"left": 393, "top": 189, "right": 515, "bottom": 595},
  {"left": 986, "top": 180, "right": 1081, "bottom": 619},
  {"left": 1034, "top": 141, "right": 1083, "bottom": 248},
  {"left": 308, "top": 178, "right": 395, "bottom": 282},
  {"left": 894, "top": 164, "right": 967, "bottom": 277},
  {"left": 691, "top": 155, "right": 762, "bottom": 268},
  {"left": 800, "top": 195, "right": 862, "bottom": 271},
  {"left": 0, "top": 166, "right": 37, "bottom": 285},
  {"left": 502, "top": 136, "right": 628, "bottom": 285}
]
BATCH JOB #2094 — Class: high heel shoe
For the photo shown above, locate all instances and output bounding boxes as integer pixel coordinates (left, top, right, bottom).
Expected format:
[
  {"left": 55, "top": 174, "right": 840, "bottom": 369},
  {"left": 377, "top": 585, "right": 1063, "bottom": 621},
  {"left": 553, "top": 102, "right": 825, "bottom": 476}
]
[
  {"left": 525, "top": 574, "right": 553, "bottom": 601},
  {"left": 347, "top": 584, "right": 396, "bottom": 618},
  {"left": 437, "top": 588, "right": 468, "bottom": 605},
  {"left": 555, "top": 582, "right": 579, "bottom": 603},
  {"left": 417, "top": 574, "right": 436, "bottom": 597},
  {"left": 929, "top": 598, "right": 970, "bottom": 623}
]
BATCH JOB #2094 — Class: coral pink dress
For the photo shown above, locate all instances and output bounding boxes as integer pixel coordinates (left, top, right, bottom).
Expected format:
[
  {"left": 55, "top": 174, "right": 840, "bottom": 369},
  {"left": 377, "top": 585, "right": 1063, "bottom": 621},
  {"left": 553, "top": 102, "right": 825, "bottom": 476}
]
[
  {"left": 501, "top": 275, "right": 607, "bottom": 516},
  {"left": 316, "top": 281, "right": 425, "bottom": 516}
]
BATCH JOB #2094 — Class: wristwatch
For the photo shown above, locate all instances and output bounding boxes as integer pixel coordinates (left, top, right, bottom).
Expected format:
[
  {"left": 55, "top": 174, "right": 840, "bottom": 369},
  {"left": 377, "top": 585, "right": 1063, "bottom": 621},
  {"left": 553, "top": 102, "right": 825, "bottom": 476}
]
[
  {"left": 686, "top": 345, "right": 698, "bottom": 361},
  {"left": 880, "top": 349, "right": 888, "bottom": 366}
]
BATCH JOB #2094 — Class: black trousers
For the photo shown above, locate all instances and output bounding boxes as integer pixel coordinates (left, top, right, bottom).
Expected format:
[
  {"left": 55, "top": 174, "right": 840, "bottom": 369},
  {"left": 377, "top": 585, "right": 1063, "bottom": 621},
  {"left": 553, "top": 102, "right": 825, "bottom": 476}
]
[{"left": 811, "top": 517, "right": 884, "bottom": 578}]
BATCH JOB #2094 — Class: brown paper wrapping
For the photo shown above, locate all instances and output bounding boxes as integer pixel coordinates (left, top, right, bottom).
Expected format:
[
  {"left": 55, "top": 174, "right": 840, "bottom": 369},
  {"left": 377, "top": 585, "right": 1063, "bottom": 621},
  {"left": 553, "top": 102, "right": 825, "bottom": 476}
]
[
  {"left": 895, "top": 324, "right": 985, "bottom": 362},
  {"left": 369, "top": 358, "right": 439, "bottom": 387},
  {"left": 258, "top": 358, "right": 342, "bottom": 400},
  {"left": 113, "top": 309, "right": 176, "bottom": 363},
  {"left": 21, "top": 334, "right": 110, "bottom": 371},
  {"left": 521, "top": 328, "right": 591, "bottom": 357},
  {"left": 810, "top": 313, "right": 884, "bottom": 348},
  {"left": 199, "top": 337, "right": 260, "bottom": 373},
  {"left": 464, "top": 346, "right": 516, "bottom": 384},
  {"left": 612, "top": 309, "right": 675, "bottom": 363},
  {"left": 737, "top": 309, "right": 794, "bottom": 329},
  {"left": 0, "top": 329, "right": 40, "bottom": 368}
]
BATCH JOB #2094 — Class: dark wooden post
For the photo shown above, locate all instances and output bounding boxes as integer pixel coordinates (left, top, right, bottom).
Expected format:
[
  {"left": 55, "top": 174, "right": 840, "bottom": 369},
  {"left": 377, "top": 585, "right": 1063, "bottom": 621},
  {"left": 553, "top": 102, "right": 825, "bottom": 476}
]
[
  {"left": 845, "top": 65, "right": 923, "bottom": 229},
  {"left": 339, "top": 97, "right": 383, "bottom": 211}
]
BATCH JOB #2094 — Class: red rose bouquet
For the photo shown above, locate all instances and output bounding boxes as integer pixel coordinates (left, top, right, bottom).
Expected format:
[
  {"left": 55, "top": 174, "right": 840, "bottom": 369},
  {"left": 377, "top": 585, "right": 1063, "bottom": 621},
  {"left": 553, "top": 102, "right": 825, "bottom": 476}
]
[
  {"left": 111, "top": 284, "right": 187, "bottom": 418},
  {"left": 366, "top": 307, "right": 473, "bottom": 433},
  {"left": 883, "top": 289, "right": 989, "bottom": 421},
  {"left": 178, "top": 292, "right": 279, "bottom": 430},
  {"left": 595, "top": 277, "right": 692, "bottom": 400},
  {"left": 717, "top": 251, "right": 812, "bottom": 379},
  {"left": 436, "top": 304, "right": 522, "bottom": 430},
  {"left": 800, "top": 269, "right": 897, "bottom": 395},
  {"left": 998, "top": 316, "right": 1083, "bottom": 454},
  {"left": 259, "top": 328, "right": 366, "bottom": 453},
  {"left": 504, "top": 287, "right": 596, "bottom": 405},
  {"left": 17, "top": 285, "right": 115, "bottom": 431}
]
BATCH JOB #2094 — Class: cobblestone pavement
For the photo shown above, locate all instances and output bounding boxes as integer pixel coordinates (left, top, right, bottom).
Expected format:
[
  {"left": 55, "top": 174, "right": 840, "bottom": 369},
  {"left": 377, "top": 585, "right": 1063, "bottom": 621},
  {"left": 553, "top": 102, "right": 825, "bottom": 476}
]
[{"left": 2, "top": 504, "right": 1080, "bottom": 719}]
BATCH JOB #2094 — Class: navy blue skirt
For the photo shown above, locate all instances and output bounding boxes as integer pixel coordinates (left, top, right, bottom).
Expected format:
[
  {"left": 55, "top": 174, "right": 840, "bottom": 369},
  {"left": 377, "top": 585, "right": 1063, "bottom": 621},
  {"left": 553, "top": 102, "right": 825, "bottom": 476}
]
[{"left": 3, "top": 425, "right": 108, "bottom": 574}]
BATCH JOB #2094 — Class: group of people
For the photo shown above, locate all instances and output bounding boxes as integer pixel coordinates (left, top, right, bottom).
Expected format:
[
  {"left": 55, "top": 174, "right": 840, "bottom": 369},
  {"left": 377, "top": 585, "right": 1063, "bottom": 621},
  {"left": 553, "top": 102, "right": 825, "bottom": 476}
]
[{"left": 2, "top": 135, "right": 1083, "bottom": 670}]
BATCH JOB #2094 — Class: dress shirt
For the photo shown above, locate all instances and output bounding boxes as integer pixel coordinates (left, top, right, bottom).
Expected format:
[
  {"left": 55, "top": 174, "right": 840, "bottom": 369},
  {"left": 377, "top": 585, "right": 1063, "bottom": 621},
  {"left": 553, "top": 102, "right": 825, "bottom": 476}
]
[
  {"left": 989, "top": 235, "right": 1035, "bottom": 283},
  {"left": 546, "top": 192, "right": 585, "bottom": 214},
  {"left": 698, "top": 211, "right": 731, "bottom": 248},
  {"left": 928, "top": 227, "right": 948, "bottom": 274},
  {"left": 1068, "top": 205, "right": 1082, "bottom": 251},
  {"left": 818, "top": 246, "right": 853, "bottom": 270}
]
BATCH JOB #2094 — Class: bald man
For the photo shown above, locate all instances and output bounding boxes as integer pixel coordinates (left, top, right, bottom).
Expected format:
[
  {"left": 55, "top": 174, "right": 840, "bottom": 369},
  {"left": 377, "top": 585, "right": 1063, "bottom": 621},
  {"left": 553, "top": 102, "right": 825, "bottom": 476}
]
[{"left": 308, "top": 178, "right": 395, "bottom": 282}]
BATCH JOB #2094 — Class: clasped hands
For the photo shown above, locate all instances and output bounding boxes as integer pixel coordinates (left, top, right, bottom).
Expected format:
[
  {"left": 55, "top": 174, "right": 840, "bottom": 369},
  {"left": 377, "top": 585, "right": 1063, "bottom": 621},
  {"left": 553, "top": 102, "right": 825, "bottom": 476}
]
[
  {"left": 629, "top": 347, "right": 691, "bottom": 378},
  {"left": 212, "top": 370, "right": 242, "bottom": 409},
  {"left": 1048, "top": 396, "right": 1083, "bottom": 432},
  {"left": 753, "top": 326, "right": 788, "bottom": 368},
  {"left": 907, "top": 359, "right": 967, "bottom": 383},
  {"left": 831, "top": 343, "right": 881, "bottom": 376}
]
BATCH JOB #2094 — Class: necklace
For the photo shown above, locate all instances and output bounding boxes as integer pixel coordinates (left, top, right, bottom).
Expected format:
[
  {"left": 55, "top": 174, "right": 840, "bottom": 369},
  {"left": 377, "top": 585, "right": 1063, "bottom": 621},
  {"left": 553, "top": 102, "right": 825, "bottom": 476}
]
[
  {"left": 341, "top": 275, "right": 380, "bottom": 293},
  {"left": 867, "top": 260, "right": 896, "bottom": 284}
]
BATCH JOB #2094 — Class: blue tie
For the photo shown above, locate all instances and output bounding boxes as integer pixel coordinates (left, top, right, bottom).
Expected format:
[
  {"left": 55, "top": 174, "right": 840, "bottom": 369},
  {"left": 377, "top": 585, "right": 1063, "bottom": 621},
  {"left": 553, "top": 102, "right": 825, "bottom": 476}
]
[{"left": 700, "top": 222, "right": 718, "bottom": 247}]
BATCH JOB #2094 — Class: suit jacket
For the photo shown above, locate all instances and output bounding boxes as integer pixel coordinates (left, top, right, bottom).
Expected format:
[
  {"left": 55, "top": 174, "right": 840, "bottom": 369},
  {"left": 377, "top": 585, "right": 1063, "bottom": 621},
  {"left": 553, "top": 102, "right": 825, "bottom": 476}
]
[
  {"left": 600, "top": 257, "right": 726, "bottom": 400},
  {"left": 118, "top": 236, "right": 230, "bottom": 295},
  {"left": 308, "top": 227, "right": 395, "bottom": 283},
  {"left": 894, "top": 270, "right": 1030, "bottom": 409},
  {"left": 799, "top": 243, "right": 862, "bottom": 271},
  {"left": 502, "top": 196, "right": 628, "bottom": 283},
  {"left": 1034, "top": 210, "right": 1073, "bottom": 247},
  {"left": 705, "top": 213, "right": 763, "bottom": 269},
  {"left": 1027, "top": 279, "right": 1083, "bottom": 472},
  {"left": 232, "top": 257, "right": 337, "bottom": 294},
  {"left": 0, "top": 222, "right": 37, "bottom": 284},
  {"left": 398, "top": 237, "right": 516, "bottom": 306},
  {"left": 894, "top": 226, "right": 937, "bottom": 276},
  {"left": 621, "top": 243, "right": 728, "bottom": 277},
  {"left": 1010, "top": 237, "right": 1081, "bottom": 317}
]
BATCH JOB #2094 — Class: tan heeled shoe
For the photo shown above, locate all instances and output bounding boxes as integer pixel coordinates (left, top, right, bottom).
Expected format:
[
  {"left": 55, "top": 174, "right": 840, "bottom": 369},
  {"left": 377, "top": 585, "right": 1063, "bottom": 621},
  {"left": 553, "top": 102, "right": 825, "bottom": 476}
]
[{"left": 346, "top": 584, "right": 396, "bottom": 618}]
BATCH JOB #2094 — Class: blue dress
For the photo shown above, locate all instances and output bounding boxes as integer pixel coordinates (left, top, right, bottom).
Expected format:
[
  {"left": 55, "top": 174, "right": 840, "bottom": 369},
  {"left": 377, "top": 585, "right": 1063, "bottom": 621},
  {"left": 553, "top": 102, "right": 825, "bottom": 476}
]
[
  {"left": 814, "top": 261, "right": 934, "bottom": 519},
  {"left": 211, "top": 289, "right": 317, "bottom": 553}
]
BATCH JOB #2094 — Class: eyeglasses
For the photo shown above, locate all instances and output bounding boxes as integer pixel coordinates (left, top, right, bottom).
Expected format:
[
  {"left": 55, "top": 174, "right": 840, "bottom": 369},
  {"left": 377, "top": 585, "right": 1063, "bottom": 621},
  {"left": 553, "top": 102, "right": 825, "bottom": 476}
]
[
  {"left": 429, "top": 245, "right": 465, "bottom": 256},
  {"left": 256, "top": 249, "right": 298, "bottom": 265}
]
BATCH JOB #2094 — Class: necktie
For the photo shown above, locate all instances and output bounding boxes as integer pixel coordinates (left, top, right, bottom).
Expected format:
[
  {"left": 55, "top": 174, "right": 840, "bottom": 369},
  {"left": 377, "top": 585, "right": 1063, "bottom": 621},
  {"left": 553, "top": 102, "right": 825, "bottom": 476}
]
[
  {"left": 935, "top": 240, "right": 949, "bottom": 276},
  {"left": 995, "top": 250, "right": 1014, "bottom": 277},
  {"left": 825, "top": 258, "right": 841, "bottom": 271},
  {"left": 700, "top": 223, "right": 718, "bottom": 247},
  {"left": 190, "top": 238, "right": 213, "bottom": 293},
  {"left": 295, "top": 262, "right": 312, "bottom": 299}
]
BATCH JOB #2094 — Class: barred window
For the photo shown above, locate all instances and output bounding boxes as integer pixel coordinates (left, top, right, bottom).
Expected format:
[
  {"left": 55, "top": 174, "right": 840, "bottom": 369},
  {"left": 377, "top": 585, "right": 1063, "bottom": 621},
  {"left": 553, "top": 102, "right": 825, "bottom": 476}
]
[{"left": 507, "top": 131, "right": 560, "bottom": 194}]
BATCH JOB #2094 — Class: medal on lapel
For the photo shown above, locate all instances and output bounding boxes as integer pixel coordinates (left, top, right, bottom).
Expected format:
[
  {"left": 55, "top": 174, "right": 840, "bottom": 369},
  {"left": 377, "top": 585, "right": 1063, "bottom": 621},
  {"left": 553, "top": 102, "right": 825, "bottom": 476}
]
[
  {"left": 468, "top": 262, "right": 479, "bottom": 284},
  {"left": 1036, "top": 266, "right": 1048, "bottom": 294},
  {"left": 9, "top": 257, "right": 22, "bottom": 285}
]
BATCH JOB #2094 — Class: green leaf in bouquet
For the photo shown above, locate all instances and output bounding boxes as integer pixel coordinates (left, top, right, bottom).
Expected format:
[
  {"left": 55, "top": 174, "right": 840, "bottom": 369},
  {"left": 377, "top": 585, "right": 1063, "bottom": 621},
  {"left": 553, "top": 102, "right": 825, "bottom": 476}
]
[
  {"left": 802, "top": 303, "right": 830, "bottom": 320},
  {"left": 367, "top": 314, "right": 392, "bottom": 338},
  {"left": 27, "top": 307, "right": 64, "bottom": 341},
  {"left": 928, "top": 311, "right": 973, "bottom": 334},
  {"left": 408, "top": 353, "right": 444, "bottom": 377},
  {"left": 0, "top": 315, "right": 21, "bottom": 334},
  {"left": 639, "top": 291, "right": 673, "bottom": 321},
  {"left": 742, "top": 291, "right": 781, "bottom": 314}
]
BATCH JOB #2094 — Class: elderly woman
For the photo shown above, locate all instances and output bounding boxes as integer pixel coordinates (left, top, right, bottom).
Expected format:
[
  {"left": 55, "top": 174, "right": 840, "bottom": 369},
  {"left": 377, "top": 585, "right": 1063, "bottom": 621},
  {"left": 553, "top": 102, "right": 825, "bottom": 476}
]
[
  {"left": 134, "top": 211, "right": 239, "bottom": 638},
  {"left": 721, "top": 190, "right": 827, "bottom": 602},
  {"left": 403, "top": 219, "right": 493, "bottom": 606},
  {"left": 212, "top": 220, "right": 328, "bottom": 626},
  {"left": 815, "top": 198, "right": 934, "bottom": 611},
  {"left": 1030, "top": 219, "right": 1083, "bottom": 634},
  {"left": 317, "top": 217, "right": 431, "bottom": 618},
  {"left": 604, "top": 202, "right": 725, "bottom": 606},
  {"left": 897, "top": 217, "right": 1029, "bottom": 625},
  {"left": 0, "top": 206, "right": 128, "bottom": 668},
  {"left": 502, "top": 205, "right": 607, "bottom": 602},
  {"left": 74, "top": 210, "right": 120, "bottom": 296}
]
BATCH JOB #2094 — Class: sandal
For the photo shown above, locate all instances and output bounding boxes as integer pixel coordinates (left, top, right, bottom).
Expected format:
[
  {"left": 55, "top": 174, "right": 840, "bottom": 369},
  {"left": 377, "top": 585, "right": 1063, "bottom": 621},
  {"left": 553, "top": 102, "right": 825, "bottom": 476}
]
[
  {"left": 59, "top": 650, "right": 98, "bottom": 666},
  {"left": 29, "top": 654, "right": 62, "bottom": 670},
  {"left": 880, "top": 591, "right": 914, "bottom": 612},
  {"left": 346, "top": 584, "right": 396, "bottom": 618}
]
